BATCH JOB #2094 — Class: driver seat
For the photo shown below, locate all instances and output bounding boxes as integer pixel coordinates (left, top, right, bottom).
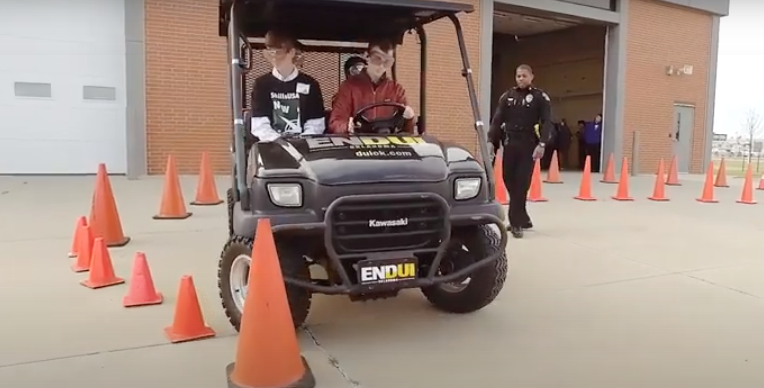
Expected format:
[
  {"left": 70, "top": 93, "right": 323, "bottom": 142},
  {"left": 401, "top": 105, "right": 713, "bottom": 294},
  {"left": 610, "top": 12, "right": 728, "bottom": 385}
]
[{"left": 242, "top": 109, "right": 256, "bottom": 153}]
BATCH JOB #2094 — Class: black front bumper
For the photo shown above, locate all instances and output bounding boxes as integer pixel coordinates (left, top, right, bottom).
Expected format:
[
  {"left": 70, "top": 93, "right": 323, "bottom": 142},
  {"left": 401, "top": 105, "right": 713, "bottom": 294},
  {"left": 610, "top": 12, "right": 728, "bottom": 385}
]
[{"left": 266, "top": 193, "right": 507, "bottom": 295}]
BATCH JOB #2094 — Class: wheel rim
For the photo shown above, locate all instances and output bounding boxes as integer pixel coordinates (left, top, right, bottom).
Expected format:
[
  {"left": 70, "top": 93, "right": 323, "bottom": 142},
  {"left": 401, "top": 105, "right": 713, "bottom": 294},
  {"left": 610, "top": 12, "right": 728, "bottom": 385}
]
[
  {"left": 229, "top": 254, "right": 251, "bottom": 313},
  {"left": 438, "top": 245, "right": 472, "bottom": 293},
  {"left": 440, "top": 277, "right": 471, "bottom": 293}
]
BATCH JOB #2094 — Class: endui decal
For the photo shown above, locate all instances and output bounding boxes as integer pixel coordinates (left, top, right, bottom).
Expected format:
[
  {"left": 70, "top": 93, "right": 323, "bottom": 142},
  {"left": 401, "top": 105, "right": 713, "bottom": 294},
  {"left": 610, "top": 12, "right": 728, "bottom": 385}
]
[
  {"left": 359, "top": 263, "right": 417, "bottom": 283},
  {"left": 305, "top": 135, "right": 426, "bottom": 150}
]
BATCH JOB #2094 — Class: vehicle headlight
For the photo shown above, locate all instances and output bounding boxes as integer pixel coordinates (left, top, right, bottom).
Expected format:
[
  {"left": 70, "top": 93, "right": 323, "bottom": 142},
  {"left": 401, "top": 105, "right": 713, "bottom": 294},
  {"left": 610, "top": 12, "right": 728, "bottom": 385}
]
[
  {"left": 267, "top": 183, "right": 302, "bottom": 207},
  {"left": 454, "top": 178, "right": 481, "bottom": 200}
]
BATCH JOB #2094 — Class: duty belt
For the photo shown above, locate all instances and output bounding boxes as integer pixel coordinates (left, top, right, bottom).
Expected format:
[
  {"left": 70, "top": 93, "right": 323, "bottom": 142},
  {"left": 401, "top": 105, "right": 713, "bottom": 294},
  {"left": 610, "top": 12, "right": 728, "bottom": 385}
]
[{"left": 503, "top": 128, "right": 533, "bottom": 145}]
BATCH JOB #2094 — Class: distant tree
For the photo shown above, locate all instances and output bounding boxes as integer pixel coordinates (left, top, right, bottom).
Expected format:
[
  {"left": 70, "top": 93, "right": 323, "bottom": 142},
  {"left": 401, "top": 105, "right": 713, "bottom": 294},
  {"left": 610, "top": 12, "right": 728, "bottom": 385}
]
[{"left": 741, "top": 109, "right": 763, "bottom": 165}]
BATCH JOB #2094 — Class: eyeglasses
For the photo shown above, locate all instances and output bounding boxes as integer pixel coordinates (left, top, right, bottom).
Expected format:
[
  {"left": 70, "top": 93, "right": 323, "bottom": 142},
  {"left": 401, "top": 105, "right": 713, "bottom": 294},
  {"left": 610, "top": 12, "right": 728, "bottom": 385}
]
[
  {"left": 367, "top": 52, "right": 394, "bottom": 66},
  {"left": 262, "top": 47, "right": 288, "bottom": 58},
  {"left": 348, "top": 64, "right": 366, "bottom": 76}
]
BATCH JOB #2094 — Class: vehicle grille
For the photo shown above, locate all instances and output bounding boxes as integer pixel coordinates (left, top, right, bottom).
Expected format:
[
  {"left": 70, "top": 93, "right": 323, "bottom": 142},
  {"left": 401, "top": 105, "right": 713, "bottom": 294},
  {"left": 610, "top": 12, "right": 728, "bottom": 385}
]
[{"left": 329, "top": 197, "right": 446, "bottom": 254}]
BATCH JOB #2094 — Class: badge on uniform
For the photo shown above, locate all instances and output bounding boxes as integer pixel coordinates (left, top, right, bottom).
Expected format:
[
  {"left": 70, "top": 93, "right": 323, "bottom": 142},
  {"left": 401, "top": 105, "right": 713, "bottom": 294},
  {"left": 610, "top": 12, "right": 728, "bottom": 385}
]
[
  {"left": 525, "top": 94, "right": 533, "bottom": 103},
  {"left": 296, "top": 82, "right": 310, "bottom": 94}
]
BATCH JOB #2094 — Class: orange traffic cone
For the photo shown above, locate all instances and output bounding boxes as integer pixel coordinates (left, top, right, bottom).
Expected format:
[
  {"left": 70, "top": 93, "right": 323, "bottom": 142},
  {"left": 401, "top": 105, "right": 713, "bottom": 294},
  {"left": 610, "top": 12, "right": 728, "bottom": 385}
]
[
  {"left": 494, "top": 154, "right": 508, "bottom": 205},
  {"left": 71, "top": 224, "right": 94, "bottom": 273},
  {"left": 665, "top": 155, "right": 681, "bottom": 186},
  {"left": 68, "top": 216, "right": 87, "bottom": 258},
  {"left": 648, "top": 159, "right": 669, "bottom": 201},
  {"left": 737, "top": 163, "right": 757, "bottom": 205},
  {"left": 544, "top": 151, "right": 563, "bottom": 184},
  {"left": 696, "top": 161, "right": 718, "bottom": 203},
  {"left": 757, "top": 174, "right": 764, "bottom": 191},
  {"left": 527, "top": 159, "right": 547, "bottom": 202},
  {"left": 190, "top": 152, "right": 223, "bottom": 206},
  {"left": 226, "top": 218, "right": 315, "bottom": 388},
  {"left": 154, "top": 155, "right": 192, "bottom": 219},
  {"left": 600, "top": 153, "right": 617, "bottom": 183},
  {"left": 81, "top": 238, "right": 125, "bottom": 289},
  {"left": 164, "top": 275, "right": 215, "bottom": 343},
  {"left": 123, "top": 252, "right": 163, "bottom": 307},
  {"left": 714, "top": 158, "right": 729, "bottom": 187},
  {"left": 612, "top": 157, "right": 633, "bottom": 201},
  {"left": 574, "top": 156, "right": 596, "bottom": 201},
  {"left": 88, "top": 164, "right": 130, "bottom": 247}
]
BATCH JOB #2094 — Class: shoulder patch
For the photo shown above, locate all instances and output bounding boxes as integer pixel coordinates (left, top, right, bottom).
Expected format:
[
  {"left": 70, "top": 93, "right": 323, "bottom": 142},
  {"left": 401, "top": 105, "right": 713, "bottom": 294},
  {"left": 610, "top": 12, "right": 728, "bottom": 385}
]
[{"left": 542, "top": 92, "right": 550, "bottom": 101}]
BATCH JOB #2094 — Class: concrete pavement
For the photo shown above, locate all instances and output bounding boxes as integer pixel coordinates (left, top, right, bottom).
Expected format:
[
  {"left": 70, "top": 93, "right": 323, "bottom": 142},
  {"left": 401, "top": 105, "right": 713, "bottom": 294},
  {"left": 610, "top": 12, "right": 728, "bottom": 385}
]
[{"left": 0, "top": 172, "right": 763, "bottom": 387}]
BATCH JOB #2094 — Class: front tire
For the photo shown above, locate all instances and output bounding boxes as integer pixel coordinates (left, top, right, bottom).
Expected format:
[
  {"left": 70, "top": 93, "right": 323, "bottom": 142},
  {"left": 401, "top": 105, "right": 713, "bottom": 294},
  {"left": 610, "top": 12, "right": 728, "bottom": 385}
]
[
  {"left": 421, "top": 225, "right": 507, "bottom": 313},
  {"left": 218, "top": 235, "right": 312, "bottom": 331}
]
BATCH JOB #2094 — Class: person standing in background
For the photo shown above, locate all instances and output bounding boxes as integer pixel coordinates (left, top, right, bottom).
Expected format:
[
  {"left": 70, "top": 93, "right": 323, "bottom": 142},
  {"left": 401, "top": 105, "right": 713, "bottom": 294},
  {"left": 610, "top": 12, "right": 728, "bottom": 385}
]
[
  {"left": 556, "top": 118, "right": 572, "bottom": 170},
  {"left": 343, "top": 56, "right": 367, "bottom": 79},
  {"left": 541, "top": 121, "right": 558, "bottom": 170},
  {"left": 582, "top": 114, "right": 603, "bottom": 172},
  {"left": 331, "top": 56, "right": 368, "bottom": 105},
  {"left": 576, "top": 120, "right": 586, "bottom": 169}
]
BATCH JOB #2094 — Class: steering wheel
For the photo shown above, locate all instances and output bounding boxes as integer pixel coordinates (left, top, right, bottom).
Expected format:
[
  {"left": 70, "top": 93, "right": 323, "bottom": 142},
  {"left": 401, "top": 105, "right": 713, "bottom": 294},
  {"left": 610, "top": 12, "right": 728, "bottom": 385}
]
[{"left": 352, "top": 102, "right": 407, "bottom": 134}]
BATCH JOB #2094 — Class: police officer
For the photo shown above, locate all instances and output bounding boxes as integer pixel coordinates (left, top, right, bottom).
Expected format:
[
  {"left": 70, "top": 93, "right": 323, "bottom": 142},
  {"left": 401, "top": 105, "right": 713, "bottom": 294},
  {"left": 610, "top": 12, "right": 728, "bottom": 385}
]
[{"left": 488, "top": 64, "right": 552, "bottom": 238}]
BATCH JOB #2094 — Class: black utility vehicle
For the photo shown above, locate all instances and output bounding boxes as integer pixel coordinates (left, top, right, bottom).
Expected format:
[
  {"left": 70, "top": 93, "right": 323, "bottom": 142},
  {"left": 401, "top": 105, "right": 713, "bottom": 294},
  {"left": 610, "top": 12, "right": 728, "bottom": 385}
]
[{"left": 218, "top": 0, "right": 508, "bottom": 331}]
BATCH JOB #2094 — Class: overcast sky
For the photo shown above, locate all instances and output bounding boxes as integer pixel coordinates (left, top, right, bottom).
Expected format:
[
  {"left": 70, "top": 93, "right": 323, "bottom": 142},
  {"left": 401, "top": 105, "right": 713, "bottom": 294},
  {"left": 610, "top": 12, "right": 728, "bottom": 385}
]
[{"left": 714, "top": 2, "right": 759, "bottom": 136}]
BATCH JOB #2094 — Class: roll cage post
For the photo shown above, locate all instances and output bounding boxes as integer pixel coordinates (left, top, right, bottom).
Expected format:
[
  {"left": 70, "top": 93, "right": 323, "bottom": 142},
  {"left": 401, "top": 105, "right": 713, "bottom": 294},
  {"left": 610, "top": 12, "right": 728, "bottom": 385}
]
[
  {"left": 415, "top": 25, "right": 427, "bottom": 134},
  {"left": 227, "top": 2, "right": 250, "bottom": 208},
  {"left": 446, "top": 14, "right": 495, "bottom": 199},
  {"left": 225, "top": 3, "right": 495, "bottom": 208}
]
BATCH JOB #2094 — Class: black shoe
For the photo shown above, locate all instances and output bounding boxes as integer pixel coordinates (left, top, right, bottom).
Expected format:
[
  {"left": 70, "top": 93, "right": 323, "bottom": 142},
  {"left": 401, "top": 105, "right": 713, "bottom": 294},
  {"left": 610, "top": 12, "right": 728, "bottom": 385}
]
[
  {"left": 523, "top": 221, "right": 533, "bottom": 230},
  {"left": 510, "top": 226, "right": 524, "bottom": 238}
]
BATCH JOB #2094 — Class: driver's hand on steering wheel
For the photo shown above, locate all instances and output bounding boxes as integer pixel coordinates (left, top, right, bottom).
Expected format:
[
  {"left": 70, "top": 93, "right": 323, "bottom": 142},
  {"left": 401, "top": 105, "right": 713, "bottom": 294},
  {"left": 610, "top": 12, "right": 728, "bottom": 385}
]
[{"left": 403, "top": 106, "right": 415, "bottom": 120}]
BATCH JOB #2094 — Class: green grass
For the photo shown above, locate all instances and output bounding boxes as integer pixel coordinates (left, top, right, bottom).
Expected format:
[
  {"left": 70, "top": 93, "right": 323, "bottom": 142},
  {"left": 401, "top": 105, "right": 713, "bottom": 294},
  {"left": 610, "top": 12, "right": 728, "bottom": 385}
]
[{"left": 712, "top": 158, "right": 764, "bottom": 178}]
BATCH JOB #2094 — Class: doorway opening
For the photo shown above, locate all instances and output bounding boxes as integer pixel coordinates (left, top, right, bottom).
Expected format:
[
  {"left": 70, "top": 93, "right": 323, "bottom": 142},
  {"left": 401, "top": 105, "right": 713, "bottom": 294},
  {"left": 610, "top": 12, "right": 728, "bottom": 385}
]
[{"left": 491, "top": 6, "right": 608, "bottom": 172}]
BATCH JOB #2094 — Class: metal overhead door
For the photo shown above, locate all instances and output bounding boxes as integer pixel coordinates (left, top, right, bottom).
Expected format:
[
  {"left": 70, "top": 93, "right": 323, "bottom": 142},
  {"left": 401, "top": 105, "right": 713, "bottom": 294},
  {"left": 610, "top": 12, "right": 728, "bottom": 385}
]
[{"left": 0, "top": 0, "right": 127, "bottom": 174}]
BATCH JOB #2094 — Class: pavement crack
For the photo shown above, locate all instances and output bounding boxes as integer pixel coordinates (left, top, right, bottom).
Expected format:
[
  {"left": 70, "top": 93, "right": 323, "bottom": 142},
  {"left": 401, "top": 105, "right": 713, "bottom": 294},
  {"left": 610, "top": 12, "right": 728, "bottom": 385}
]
[
  {"left": 0, "top": 227, "right": 224, "bottom": 244},
  {"left": 570, "top": 272, "right": 676, "bottom": 289},
  {"left": 303, "top": 327, "right": 361, "bottom": 388},
  {"left": 0, "top": 333, "right": 238, "bottom": 369},
  {"left": 680, "top": 273, "right": 764, "bottom": 300}
]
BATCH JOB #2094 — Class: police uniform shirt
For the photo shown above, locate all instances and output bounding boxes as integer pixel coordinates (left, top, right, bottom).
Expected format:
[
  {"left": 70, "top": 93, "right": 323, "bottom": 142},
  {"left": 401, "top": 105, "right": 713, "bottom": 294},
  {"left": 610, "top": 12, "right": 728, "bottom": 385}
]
[
  {"left": 250, "top": 68, "right": 326, "bottom": 141},
  {"left": 491, "top": 87, "right": 552, "bottom": 145}
]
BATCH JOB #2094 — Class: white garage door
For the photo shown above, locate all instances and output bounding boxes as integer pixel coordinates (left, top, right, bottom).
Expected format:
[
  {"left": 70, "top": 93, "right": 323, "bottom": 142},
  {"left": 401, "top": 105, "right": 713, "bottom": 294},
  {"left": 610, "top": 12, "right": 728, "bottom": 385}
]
[{"left": 0, "top": 0, "right": 127, "bottom": 174}]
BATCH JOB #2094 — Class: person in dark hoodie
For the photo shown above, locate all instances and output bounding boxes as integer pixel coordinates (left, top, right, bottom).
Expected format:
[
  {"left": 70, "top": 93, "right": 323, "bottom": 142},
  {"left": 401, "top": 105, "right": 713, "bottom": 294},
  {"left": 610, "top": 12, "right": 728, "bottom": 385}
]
[
  {"left": 556, "top": 118, "right": 572, "bottom": 170},
  {"left": 582, "top": 113, "right": 603, "bottom": 172},
  {"left": 249, "top": 30, "right": 326, "bottom": 141},
  {"left": 575, "top": 120, "right": 585, "bottom": 168},
  {"left": 343, "top": 56, "right": 367, "bottom": 78},
  {"left": 331, "top": 56, "right": 367, "bottom": 106}
]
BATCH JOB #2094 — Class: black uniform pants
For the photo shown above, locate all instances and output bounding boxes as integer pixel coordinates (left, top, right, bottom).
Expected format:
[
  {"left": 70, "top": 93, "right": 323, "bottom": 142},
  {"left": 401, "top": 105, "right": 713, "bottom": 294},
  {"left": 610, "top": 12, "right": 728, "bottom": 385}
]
[{"left": 502, "top": 140, "right": 534, "bottom": 228}]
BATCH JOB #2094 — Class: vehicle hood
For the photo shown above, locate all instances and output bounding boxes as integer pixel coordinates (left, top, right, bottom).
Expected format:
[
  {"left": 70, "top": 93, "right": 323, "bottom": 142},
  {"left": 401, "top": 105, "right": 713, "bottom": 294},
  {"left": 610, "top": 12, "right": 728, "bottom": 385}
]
[{"left": 255, "top": 135, "right": 456, "bottom": 185}]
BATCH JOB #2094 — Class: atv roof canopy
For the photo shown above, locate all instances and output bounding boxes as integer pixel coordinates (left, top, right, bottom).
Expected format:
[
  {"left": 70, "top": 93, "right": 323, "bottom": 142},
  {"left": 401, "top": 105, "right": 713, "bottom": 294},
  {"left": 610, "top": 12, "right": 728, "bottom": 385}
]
[
  {"left": 218, "top": 0, "right": 474, "bottom": 42},
  {"left": 222, "top": 0, "right": 494, "bottom": 207}
]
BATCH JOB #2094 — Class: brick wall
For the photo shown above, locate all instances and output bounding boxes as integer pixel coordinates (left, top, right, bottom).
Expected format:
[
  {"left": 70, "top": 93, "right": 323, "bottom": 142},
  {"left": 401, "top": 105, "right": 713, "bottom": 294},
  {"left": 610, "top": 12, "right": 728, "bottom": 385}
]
[
  {"left": 144, "top": 0, "right": 482, "bottom": 174},
  {"left": 144, "top": 0, "right": 230, "bottom": 174},
  {"left": 624, "top": 0, "right": 712, "bottom": 173}
]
